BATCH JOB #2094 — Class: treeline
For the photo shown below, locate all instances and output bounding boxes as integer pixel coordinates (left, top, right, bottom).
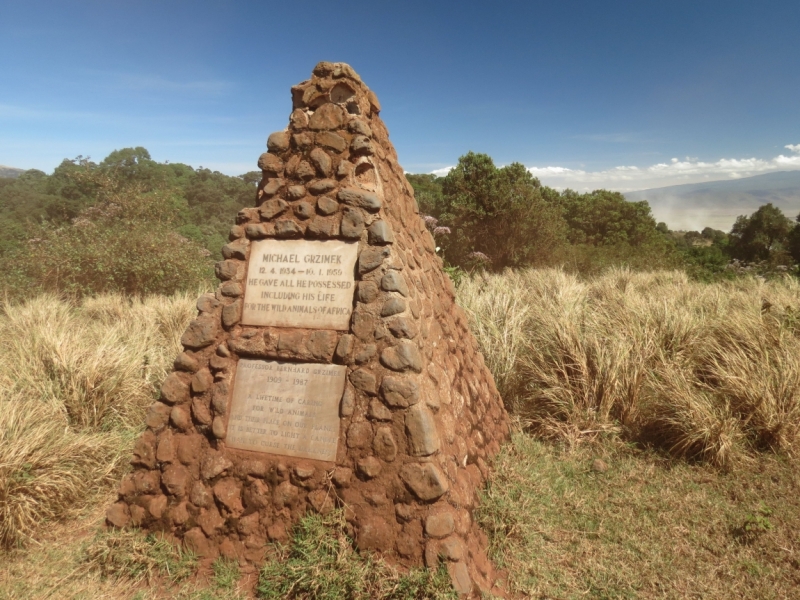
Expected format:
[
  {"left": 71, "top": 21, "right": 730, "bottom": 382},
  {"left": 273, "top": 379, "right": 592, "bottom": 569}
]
[
  {"left": 408, "top": 152, "right": 800, "bottom": 281},
  {"left": 1, "top": 147, "right": 798, "bottom": 298},
  {"left": 0, "top": 148, "right": 260, "bottom": 296}
]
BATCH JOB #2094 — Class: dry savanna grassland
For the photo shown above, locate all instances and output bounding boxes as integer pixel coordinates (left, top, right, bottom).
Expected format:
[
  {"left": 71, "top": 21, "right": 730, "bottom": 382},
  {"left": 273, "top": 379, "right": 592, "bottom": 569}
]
[{"left": 1, "top": 268, "right": 800, "bottom": 599}]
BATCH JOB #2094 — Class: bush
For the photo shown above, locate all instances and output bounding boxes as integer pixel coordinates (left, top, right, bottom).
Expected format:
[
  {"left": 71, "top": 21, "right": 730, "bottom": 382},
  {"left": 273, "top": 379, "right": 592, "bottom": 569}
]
[{"left": 1, "top": 167, "right": 214, "bottom": 298}]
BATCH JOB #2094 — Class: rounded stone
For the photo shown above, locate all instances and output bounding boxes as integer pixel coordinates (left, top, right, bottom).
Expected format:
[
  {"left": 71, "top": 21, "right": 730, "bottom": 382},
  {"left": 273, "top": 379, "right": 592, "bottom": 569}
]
[
  {"left": 106, "top": 502, "right": 130, "bottom": 528},
  {"left": 399, "top": 463, "right": 449, "bottom": 501},
  {"left": 424, "top": 513, "right": 455, "bottom": 538},
  {"left": 380, "top": 376, "right": 420, "bottom": 408},
  {"left": 316, "top": 131, "right": 348, "bottom": 153},
  {"left": 368, "top": 220, "right": 394, "bottom": 245},
  {"left": 348, "top": 119, "right": 372, "bottom": 137},
  {"left": 332, "top": 467, "right": 353, "bottom": 488},
  {"left": 275, "top": 220, "right": 303, "bottom": 238},
  {"left": 294, "top": 201, "right": 315, "bottom": 220},
  {"left": 286, "top": 185, "right": 306, "bottom": 201},
  {"left": 145, "top": 402, "right": 172, "bottom": 430},
  {"left": 340, "top": 386, "right": 355, "bottom": 417},
  {"left": 349, "top": 368, "right": 377, "bottom": 395},
  {"left": 162, "top": 463, "right": 189, "bottom": 497},
  {"left": 267, "top": 131, "right": 290, "bottom": 153},
  {"left": 372, "top": 426, "right": 397, "bottom": 462},
  {"left": 358, "top": 247, "right": 390, "bottom": 274},
  {"left": 405, "top": 404, "right": 441, "bottom": 456},
  {"left": 169, "top": 406, "right": 192, "bottom": 431},
  {"left": 201, "top": 452, "right": 233, "bottom": 480},
  {"left": 261, "top": 177, "right": 284, "bottom": 198},
  {"left": 260, "top": 198, "right": 288, "bottom": 220},
  {"left": 316, "top": 196, "right": 339, "bottom": 215},
  {"left": 356, "top": 281, "right": 379, "bottom": 303},
  {"left": 308, "top": 178, "right": 337, "bottom": 195},
  {"left": 181, "top": 316, "right": 220, "bottom": 349},
  {"left": 290, "top": 109, "right": 308, "bottom": 129},
  {"left": 258, "top": 152, "right": 284, "bottom": 175},
  {"left": 357, "top": 456, "right": 382, "bottom": 479},
  {"left": 212, "top": 416, "right": 227, "bottom": 439},
  {"left": 296, "top": 161, "right": 316, "bottom": 181},
  {"left": 338, "top": 187, "right": 382, "bottom": 212},
  {"left": 341, "top": 207, "right": 365, "bottom": 239},
  {"left": 350, "top": 135, "right": 374, "bottom": 155},
  {"left": 309, "top": 103, "right": 345, "bottom": 131},
  {"left": 380, "top": 340, "right": 423, "bottom": 373},
  {"left": 310, "top": 148, "right": 332, "bottom": 177},
  {"left": 367, "top": 398, "right": 392, "bottom": 421},
  {"left": 381, "top": 298, "right": 406, "bottom": 317},
  {"left": 346, "top": 421, "right": 372, "bottom": 448},
  {"left": 381, "top": 271, "right": 409, "bottom": 296}
]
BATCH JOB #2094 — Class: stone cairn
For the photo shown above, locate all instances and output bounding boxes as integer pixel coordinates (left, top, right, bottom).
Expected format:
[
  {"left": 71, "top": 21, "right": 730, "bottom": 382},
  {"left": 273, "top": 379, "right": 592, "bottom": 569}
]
[{"left": 107, "top": 62, "right": 511, "bottom": 595}]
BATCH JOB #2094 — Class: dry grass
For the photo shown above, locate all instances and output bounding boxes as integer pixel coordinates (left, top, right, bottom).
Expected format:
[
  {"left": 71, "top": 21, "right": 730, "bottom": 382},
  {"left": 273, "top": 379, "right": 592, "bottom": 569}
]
[
  {"left": 477, "top": 427, "right": 800, "bottom": 599},
  {"left": 459, "top": 268, "right": 800, "bottom": 465},
  {"left": 0, "top": 293, "right": 196, "bottom": 548},
  {"left": 3, "top": 269, "right": 800, "bottom": 598}
]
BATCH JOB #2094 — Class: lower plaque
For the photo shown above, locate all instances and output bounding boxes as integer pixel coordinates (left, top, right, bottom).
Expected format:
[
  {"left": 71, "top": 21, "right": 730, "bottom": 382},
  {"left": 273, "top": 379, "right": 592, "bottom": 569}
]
[{"left": 225, "top": 359, "right": 346, "bottom": 462}]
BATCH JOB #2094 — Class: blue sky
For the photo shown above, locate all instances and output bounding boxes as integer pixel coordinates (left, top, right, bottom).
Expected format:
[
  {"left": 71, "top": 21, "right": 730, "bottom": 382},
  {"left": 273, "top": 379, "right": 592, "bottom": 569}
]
[{"left": 1, "top": 0, "right": 799, "bottom": 191}]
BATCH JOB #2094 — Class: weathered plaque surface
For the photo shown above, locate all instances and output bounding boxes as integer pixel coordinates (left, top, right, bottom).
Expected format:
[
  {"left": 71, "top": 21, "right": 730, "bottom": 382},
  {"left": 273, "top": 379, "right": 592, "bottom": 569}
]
[
  {"left": 242, "top": 239, "right": 358, "bottom": 329},
  {"left": 225, "top": 359, "right": 346, "bottom": 462}
]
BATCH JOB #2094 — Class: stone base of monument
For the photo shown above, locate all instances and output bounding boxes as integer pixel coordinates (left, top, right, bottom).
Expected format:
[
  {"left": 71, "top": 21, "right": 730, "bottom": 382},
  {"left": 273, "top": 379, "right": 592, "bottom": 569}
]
[{"left": 107, "top": 62, "right": 511, "bottom": 596}]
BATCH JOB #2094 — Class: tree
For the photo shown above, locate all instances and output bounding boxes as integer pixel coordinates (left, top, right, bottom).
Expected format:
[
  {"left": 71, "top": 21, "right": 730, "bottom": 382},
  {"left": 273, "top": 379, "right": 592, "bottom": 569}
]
[
  {"left": 2, "top": 164, "right": 213, "bottom": 297},
  {"left": 406, "top": 173, "right": 445, "bottom": 217},
  {"left": 786, "top": 213, "right": 800, "bottom": 264},
  {"left": 728, "top": 203, "right": 794, "bottom": 263},
  {"left": 438, "top": 152, "right": 568, "bottom": 269}
]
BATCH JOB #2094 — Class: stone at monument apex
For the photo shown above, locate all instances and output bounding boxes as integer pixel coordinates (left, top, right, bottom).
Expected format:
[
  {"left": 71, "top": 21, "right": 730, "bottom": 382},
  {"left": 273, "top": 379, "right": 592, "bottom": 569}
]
[{"left": 109, "top": 61, "right": 510, "bottom": 596}]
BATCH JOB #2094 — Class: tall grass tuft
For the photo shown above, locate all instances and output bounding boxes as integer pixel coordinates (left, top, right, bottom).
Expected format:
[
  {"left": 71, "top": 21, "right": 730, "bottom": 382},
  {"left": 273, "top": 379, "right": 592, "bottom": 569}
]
[
  {"left": 0, "top": 293, "right": 197, "bottom": 548},
  {"left": 459, "top": 268, "right": 800, "bottom": 465}
]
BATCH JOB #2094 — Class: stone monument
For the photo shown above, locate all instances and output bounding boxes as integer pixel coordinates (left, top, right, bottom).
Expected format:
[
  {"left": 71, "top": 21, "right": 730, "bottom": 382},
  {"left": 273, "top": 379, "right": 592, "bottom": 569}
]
[{"left": 107, "top": 62, "right": 511, "bottom": 595}]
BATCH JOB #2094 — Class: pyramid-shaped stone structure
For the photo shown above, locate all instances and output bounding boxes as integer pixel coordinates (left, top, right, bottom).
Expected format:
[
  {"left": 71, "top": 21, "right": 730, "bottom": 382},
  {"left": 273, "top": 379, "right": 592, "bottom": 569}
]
[{"left": 107, "top": 62, "right": 510, "bottom": 595}]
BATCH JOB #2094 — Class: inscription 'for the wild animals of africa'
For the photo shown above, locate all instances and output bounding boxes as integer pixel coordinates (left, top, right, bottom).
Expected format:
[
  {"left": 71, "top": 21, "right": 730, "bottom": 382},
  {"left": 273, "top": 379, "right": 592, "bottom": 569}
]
[
  {"left": 225, "top": 359, "right": 346, "bottom": 462},
  {"left": 242, "top": 239, "right": 358, "bottom": 330}
]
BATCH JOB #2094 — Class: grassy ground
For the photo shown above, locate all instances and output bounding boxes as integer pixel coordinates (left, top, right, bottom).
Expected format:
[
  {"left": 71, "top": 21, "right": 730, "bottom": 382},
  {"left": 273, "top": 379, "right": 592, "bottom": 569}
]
[
  {"left": 1, "top": 270, "right": 799, "bottom": 598},
  {"left": 478, "top": 429, "right": 800, "bottom": 599}
]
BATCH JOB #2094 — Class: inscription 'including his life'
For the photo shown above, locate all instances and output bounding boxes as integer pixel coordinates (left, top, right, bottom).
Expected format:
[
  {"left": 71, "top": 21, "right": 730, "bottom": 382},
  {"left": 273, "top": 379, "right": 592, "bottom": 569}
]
[
  {"left": 225, "top": 359, "right": 346, "bottom": 462},
  {"left": 242, "top": 239, "right": 358, "bottom": 330}
]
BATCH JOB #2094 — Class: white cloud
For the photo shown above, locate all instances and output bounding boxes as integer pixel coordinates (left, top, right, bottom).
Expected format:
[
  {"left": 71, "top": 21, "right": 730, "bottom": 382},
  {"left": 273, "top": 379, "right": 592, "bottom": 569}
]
[
  {"left": 430, "top": 166, "right": 454, "bottom": 177},
  {"left": 527, "top": 146, "right": 800, "bottom": 192}
]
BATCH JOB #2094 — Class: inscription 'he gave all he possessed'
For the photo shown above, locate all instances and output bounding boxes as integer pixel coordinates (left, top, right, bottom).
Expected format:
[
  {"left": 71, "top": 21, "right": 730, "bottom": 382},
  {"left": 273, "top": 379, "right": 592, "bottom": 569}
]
[{"left": 241, "top": 239, "right": 359, "bottom": 330}]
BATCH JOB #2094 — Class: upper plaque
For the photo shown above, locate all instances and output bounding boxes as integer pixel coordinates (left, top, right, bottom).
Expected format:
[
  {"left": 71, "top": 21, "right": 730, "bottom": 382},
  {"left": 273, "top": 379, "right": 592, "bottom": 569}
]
[{"left": 242, "top": 239, "right": 358, "bottom": 330}]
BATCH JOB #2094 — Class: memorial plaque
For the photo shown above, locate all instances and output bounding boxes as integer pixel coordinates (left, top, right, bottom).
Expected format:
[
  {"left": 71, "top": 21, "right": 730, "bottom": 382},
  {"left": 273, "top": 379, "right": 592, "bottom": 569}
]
[
  {"left": 225, "top": 359, "right": 346, "bottom": 462},
  {"left": 242, "top": 239, "right": 358, "bottom": 330}
]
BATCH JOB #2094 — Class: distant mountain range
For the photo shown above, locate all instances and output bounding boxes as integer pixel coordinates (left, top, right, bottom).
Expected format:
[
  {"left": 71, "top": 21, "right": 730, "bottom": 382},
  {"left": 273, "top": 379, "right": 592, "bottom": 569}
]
[
  {"left": 0, "top": 166, "right": 24, "bottom": 179},
  {"left": 624, "top": 171, "right": 800, "bottom": 231}
]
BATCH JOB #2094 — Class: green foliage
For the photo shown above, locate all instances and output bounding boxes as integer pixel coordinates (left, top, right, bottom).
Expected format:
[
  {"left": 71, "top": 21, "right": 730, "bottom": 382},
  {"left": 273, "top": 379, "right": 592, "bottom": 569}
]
[
  {"left": 683, "top": 246, "right": 734, "bottom": 282},
  {"left": 212, "top": 557, "right": 241, "bottom": 591},
  {"left": 437, "top": 152, "right": 568, "bottom": 269},
  {"left": 405, "top": 173, "right": 445, "bottom": 217},
  {"left": 729, "top": 203, "right": 794, "bottom": 264},
  {"left": 0, "top": 147, "right": 264, "bottom": 297},
  {"left": 736, "top": 503, "right": 774, "bottom": 544},
  {"left": 82, "top": 529, "right": 197, "bottom": 583},
  {"left": 558, "top": 189, "right": 658, "bottom": 247},
  {"left": 1, "top": 165, "right": 214, "bottom": 297},
  {"left": 0, "top": 149, "right": 258, "bottom": 264},
  {"left": 408, "top": 153, "right": 680, "bottom": 274},
  {"left": 257, "top": 510, "right": 456, "bottom": 600}
]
